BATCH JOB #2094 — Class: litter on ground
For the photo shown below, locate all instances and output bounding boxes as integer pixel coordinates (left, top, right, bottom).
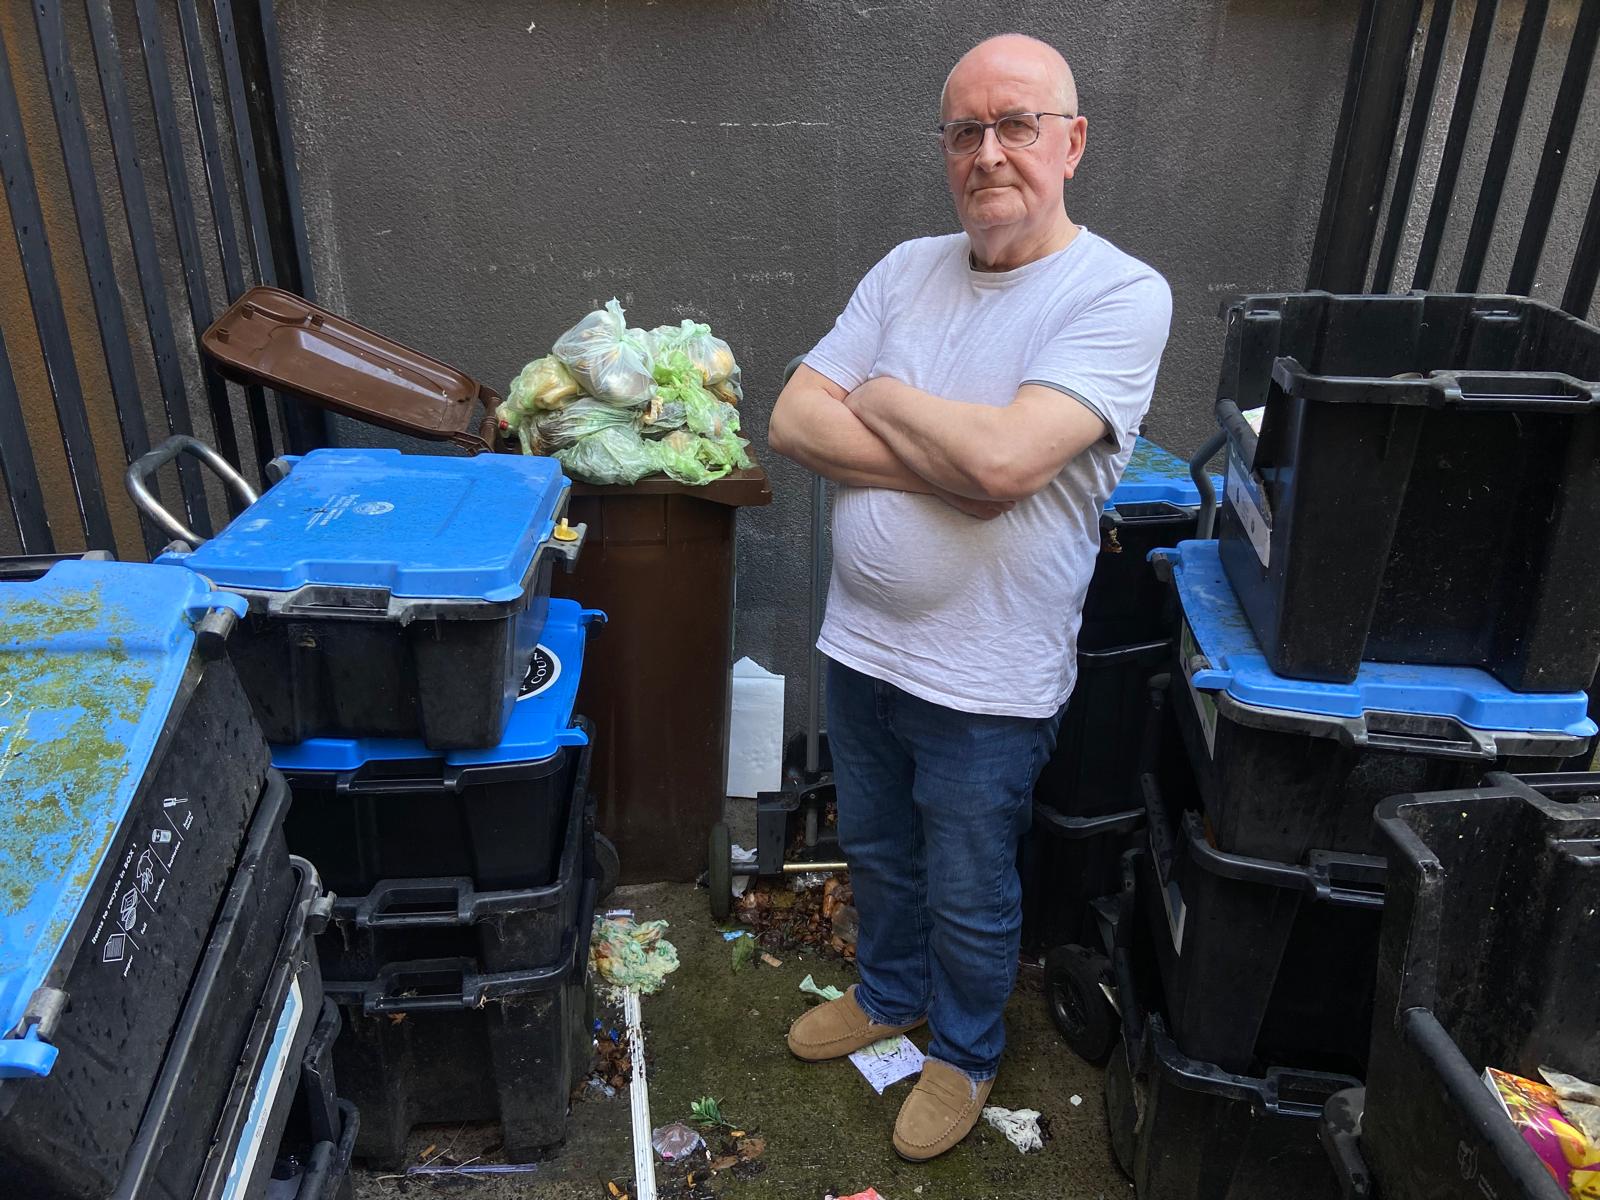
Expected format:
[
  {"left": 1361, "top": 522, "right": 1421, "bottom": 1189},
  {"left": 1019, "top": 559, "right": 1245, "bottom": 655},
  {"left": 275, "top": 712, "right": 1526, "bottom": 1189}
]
[
  {"left": 848, "top": 1035, "right": 925, "bottom": 1094},
  {"left": 982, "top": 1105, "right": 1045, "bottom": 1153}
]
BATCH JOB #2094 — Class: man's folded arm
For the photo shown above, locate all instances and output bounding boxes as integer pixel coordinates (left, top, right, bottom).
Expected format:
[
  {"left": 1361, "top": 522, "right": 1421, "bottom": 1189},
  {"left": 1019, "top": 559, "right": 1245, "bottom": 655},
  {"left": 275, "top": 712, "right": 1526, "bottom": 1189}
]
[
  {"left": 845, "top": 377, "right": 1109, "bottom": 503},
  {"left": 768, "top": 364, "right": 939, "bottom": 492}
]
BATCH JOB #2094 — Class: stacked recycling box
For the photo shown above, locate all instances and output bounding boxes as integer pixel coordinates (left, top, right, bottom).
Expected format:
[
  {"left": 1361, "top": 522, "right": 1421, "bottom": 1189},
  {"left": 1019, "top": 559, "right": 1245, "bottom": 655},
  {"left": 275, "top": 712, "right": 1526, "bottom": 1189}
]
[
  {"left": 1023, "top": 436, "right": 1215, "bottom": 1062},
  {"left": 0, "top": 555, "right": 354, "bottom": 1199},
  {"left": 1102, "top": 292, "right": 1600, "bottom": 1200},
  {"left": 151, "top": 446, "right": 602, "bottom": 1169}
]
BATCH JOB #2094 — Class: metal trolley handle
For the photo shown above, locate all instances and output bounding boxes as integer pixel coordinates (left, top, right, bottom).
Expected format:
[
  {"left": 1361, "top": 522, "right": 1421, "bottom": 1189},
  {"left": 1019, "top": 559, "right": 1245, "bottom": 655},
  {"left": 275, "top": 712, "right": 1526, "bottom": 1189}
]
[{"left": 125, "top": 435, "right": 259, "bottom": 546}]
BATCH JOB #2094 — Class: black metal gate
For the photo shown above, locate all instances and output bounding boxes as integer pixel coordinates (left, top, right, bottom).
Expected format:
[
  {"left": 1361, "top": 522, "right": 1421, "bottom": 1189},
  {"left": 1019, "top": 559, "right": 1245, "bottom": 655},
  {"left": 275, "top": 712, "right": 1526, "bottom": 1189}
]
[
  {"left": 1310, "top": 0, "right": 1600, "bottom": 314},
  {"left": 0, "top": 0, "right": 323, "bottom": 560}
]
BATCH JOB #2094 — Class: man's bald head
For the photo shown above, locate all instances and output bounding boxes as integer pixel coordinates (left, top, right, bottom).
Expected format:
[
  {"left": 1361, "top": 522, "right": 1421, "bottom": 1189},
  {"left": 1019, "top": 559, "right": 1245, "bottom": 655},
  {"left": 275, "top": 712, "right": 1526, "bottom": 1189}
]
[{"left": 940, "top": 34, "right": 1078, "bottom": 120}]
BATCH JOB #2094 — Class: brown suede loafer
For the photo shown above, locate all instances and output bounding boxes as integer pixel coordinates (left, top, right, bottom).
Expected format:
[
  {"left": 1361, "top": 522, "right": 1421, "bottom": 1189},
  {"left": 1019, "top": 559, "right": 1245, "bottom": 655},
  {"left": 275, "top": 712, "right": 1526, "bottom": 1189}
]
[
  {"left": 785, "top": 985, "right": 926, "bottom": 1062},
  {"left": 892, "top": 1058, "right": 995, "bottom": 1161}
]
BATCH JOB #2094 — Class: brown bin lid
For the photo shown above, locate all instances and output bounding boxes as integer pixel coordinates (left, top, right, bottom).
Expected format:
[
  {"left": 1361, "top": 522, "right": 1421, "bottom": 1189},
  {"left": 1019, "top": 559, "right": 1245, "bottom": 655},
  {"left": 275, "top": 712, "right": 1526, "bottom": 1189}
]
[{"left": 202, "top": 286, "right": 503, "bottom": 452}]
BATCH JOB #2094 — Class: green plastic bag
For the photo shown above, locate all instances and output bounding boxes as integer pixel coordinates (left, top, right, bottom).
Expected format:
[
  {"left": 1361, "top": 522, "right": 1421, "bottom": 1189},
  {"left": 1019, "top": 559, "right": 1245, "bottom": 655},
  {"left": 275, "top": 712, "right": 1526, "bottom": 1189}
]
[
  {"left": 533, "top": 397, "right": 638, "bottom": 453},
  {"left": 648, "top": 320, "right": 740, "bottom": 386},
  {"left": 553, "top": 424, "right": 661, "bottom": 485},
  {"left": 552, "top": 299, "right": 656, "bottom": 408},
  {"left": 654, "top": 430, "right": 729, "bottom": 484},
  {"left": 507, "top": 355, "right": 581, "bottom": 413}
]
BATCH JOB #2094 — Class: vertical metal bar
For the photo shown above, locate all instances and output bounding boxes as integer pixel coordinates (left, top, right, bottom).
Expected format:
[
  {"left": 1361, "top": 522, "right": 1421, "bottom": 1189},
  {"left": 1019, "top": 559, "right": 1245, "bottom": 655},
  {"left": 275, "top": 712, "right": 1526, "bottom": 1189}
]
[
  {"left": 0, "top": 23, "right": 115, "bottom": 550},
  {"left": 212, "top": 0, "right": 275, "bottom": 288},
  {"left": 243, "top": 0, "right": 326, "bottom": 452},
  {"left": 806, "top": 472, "right": 825, "bottom": 774},
  {"left": 84, "top": 0, "right": 216, "bottom": 536},
  {"left": 174, "top": 0, "right": 244, "bottom": 291},
  {"left": 129, "top": 0, "right": 246, "bottom": 512},
  {"left": 1413, "top": 0, "right": 1501, "bottom": 290},
  {"left": 1305, "top": 0, "right": 1426, "bottom": 292},
  {"left": 1456, "top": 0, "right": 1552, "bottom": 292},
  {"left": 1563, "top": 168, "right": 1600, "bottom": 316},
  {"left": 1372, "top": 0, "right": 1457, "bottom": 293},
  {"left": 34, "top": 2, "right": 164, "bottom": 557},
  {"left": 0, "top": 327, "right": 55, "bottom": 554},
  {"left": 1509, "top": 0, "right": 1600, "bottom": 296},
  {"left": 211, "top": 0, "right": 279, "bottom": 472}
]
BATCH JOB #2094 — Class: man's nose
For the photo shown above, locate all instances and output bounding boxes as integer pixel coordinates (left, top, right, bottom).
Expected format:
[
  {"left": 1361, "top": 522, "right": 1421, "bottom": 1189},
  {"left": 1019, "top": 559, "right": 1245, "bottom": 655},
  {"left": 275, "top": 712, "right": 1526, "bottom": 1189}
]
[{"left": 974, "top": 125, "right": 1007, "bottom": 170}]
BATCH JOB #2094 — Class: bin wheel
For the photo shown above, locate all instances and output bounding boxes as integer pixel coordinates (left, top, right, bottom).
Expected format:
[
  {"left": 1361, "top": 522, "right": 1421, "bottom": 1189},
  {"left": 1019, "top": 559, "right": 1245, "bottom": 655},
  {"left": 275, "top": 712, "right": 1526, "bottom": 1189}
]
[
  {"left": 708, "top": 822, "right": 733, "bottom": 921},
  {"left": 1104, "top": 1036, "right": 1138, "bottom": 1179},
  {"left": 1044, "top": 944, "right": 1116, "bottom": 1064},
  {"left": 594, "top": 833, "right": 620, "bottom": 903}
]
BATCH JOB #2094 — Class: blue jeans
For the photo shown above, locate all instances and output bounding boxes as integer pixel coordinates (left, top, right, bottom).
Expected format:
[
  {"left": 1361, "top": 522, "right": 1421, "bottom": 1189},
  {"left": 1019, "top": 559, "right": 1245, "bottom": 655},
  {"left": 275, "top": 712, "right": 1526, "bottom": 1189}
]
[{"left": 825, "top": 658, "right": 1062, "bottom": 1082}]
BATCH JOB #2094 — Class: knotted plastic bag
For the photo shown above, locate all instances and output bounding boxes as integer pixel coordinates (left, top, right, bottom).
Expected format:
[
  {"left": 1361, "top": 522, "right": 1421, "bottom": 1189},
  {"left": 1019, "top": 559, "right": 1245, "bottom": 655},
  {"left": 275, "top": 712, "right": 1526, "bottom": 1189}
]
[
  {"left": 553, "top": 299, "right": 656, "bottom": 408},
  {"left": 553, "top": 424, "right": 662, "bottom": 485},
  {"left": 649, "top": 320, "right": 740, "bottom": 389}
]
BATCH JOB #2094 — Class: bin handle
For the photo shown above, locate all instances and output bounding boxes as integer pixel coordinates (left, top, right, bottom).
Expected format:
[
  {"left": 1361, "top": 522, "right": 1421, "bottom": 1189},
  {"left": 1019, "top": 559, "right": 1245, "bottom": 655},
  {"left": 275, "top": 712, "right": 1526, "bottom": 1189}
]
[
  {"left": 126, "top": 435, "right": 258, "bottom": 547},
  {"left": 1360, "top": 715, "right": 1498, "bottom": 760},
  {"left": 1438, "top": 371, "right": 1600, "bottom": 409},
  {"left": 353, "top": 953, "right": 572, "bottom": 1013},
  {"left": 346, "top": 878, "right": 473, "bottom": 927},
  {"left": 1188, "top": 428, "right": 1227, "bottom": 540}
]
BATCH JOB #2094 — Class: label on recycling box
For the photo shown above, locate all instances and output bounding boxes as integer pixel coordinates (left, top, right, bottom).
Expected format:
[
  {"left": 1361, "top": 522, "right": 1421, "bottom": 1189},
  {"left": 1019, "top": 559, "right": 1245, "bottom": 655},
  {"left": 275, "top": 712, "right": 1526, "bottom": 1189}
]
[{"left": 1225, "top": 446, "right": 1273, "bottom": 568}]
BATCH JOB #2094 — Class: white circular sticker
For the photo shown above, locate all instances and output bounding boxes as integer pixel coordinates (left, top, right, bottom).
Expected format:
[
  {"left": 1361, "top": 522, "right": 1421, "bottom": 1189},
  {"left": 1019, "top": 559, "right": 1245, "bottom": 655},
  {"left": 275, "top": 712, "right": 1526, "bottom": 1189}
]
[
  {"left": 354, "top": 501, "right": 395, "bottom": 516},
  {"left": 517, "top": 646, "right": 561, "bottom": 700}
]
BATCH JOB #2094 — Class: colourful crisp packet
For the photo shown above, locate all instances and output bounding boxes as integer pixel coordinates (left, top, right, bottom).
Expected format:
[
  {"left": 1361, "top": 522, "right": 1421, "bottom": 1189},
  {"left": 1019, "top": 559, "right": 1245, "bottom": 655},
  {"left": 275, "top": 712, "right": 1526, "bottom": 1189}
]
[{"left": 1484, "top": 1068, "right": 1600, "bottom": 1199}]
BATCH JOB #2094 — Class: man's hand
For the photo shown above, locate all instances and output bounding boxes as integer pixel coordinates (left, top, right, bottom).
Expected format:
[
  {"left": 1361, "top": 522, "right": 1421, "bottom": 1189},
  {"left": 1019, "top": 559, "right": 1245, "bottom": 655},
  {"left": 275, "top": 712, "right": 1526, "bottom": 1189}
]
[{"left": 846, "top": 375, "right": 1108, "bottom": 502}]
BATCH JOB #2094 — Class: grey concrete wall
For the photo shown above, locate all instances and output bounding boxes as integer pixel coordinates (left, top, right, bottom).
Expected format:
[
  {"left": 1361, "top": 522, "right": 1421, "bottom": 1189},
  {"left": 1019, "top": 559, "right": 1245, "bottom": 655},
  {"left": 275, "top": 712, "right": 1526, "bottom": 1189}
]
[{"left": 276, "top": 0, "right": 1363, "bottom": 732}]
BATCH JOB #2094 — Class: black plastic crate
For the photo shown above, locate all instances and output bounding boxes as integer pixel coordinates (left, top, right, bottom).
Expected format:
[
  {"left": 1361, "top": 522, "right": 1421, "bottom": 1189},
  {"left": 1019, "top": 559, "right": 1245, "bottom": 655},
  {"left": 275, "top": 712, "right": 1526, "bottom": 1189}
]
[
  {"left": 1104, "top": 852, "right": 1357, "bottom": 1200},
  {"left": 1140, "top": 686, "right": 1386, "bottom": 1077},
  {"left": 329, "top": 878, "right": 598, "bottom": 1169},
  {"left": 144, "top": 445, "right": 583, "bottom": 748},
  {"left": 168, "top": 859, "right": 329, "bottom": 1200},
  {"left": 317, "top": 744, "right": 592, "bottom": 981},
  {"left": 275, "top": 612, "right": 597, "bottom": 896},
  {"left": 1214, "top": 292, "right": 1600, "bottom": 691},
  {"left": 0, "top": 561, "right": 279, "bottom": 1200},
  {"left": 281, "top": 735, "right": 586, "bottom": 896},
  {"left": 1349, "top": 773, "right": 1600, "bottom": 1200},
  {"left": 265, "top": 1004, "right": 358, "bottom": 1200},
  {"left": 1160, "top": 541, "right": 1590, "bottom": 862},
  {"left": 1080, "top": 503, "right": 1194, "bottom": 649}
]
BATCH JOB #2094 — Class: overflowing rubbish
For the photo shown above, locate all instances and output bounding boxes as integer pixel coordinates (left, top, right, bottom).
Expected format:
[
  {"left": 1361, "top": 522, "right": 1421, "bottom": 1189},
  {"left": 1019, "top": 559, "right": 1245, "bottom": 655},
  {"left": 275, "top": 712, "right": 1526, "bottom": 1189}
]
[
  {"left": 591, "top": 916, "right": 681, "bottom": 994},
  {"left": 799, "top": 975, "right": 845, "bottom": 1003},
  {"left": 736, "top": 874, "right": 855, "bottom": 957},
  {"left": 498, "top": 300, "right": 751, "bottom": 484},
  {"left": 849, "top": 1036, "right": 925, "bottom": 1094},
  {"left": 982, "top": 1105, "right": 1045, "bottom": 1154}
]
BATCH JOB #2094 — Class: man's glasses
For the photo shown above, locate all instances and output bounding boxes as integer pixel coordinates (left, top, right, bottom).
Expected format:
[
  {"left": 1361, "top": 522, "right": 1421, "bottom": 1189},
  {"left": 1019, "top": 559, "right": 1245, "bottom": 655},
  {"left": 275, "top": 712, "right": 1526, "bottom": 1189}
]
[{"left": 937, "top": 112, "right": 1076, "bottom": 157}]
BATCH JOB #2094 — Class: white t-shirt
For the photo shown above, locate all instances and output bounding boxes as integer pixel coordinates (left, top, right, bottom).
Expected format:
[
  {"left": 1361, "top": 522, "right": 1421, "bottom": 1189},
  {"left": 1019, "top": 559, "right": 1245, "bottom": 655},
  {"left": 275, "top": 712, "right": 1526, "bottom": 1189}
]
[{"left": 804, "top": 229, "right": 1172, "bottom": 718}]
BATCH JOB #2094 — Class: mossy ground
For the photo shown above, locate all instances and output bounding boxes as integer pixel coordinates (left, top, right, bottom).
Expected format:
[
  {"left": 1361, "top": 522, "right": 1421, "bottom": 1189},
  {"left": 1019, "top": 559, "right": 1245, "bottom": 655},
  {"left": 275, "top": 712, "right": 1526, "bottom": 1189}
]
[{"left": 353, "top": 881, "right": 1128, "bottom": 1200}]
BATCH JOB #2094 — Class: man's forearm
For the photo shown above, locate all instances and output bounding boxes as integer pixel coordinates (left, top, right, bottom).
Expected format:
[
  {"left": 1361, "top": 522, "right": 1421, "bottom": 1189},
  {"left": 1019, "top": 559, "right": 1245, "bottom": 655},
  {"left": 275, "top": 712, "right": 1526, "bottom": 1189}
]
[
  {"left": 770, "top": 386, "right": 935, "bottom": 492},
  {"left": 845, "top": 377, "right": 1009, "bottom": 499}
]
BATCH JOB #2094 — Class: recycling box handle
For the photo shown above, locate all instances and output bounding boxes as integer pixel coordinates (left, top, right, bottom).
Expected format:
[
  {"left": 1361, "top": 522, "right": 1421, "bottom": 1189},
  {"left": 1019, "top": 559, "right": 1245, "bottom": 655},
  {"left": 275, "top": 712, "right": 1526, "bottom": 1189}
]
[
  {"left": 1435, "top": 371, "right": 1600, "bottom": 410},
  {"left": 351, "top": 953, "right": 572, "bottom": 1013},
  {"left": 126, "top": 435, "right": 259, "bottom": 547}
]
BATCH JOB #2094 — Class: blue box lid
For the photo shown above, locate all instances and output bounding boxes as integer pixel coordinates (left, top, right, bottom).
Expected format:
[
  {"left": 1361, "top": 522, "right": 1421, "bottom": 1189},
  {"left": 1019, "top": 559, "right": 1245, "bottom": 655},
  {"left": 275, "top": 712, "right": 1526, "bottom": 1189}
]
[
  {"left": 1109, "top": 437, "right": 1218, "bottom": 509},
  {"left": 1158, "top": 539, "right": 1597, "bottom": 736},
  {"left": 270, "top": 598, "right": 603, "bottom": 773},
  {"left": 0, "top": 561, "right": 247, "bottom": 1079},
  {"left": 168, "top": 449, "right": 569, "bottom": 604}
]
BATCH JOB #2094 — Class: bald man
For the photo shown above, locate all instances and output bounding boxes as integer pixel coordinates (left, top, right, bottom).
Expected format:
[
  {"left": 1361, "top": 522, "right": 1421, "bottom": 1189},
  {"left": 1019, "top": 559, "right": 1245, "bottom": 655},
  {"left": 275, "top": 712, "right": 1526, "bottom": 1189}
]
[{"left": 769, "top": 34, "right": 1172, "bottom": 1160}]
